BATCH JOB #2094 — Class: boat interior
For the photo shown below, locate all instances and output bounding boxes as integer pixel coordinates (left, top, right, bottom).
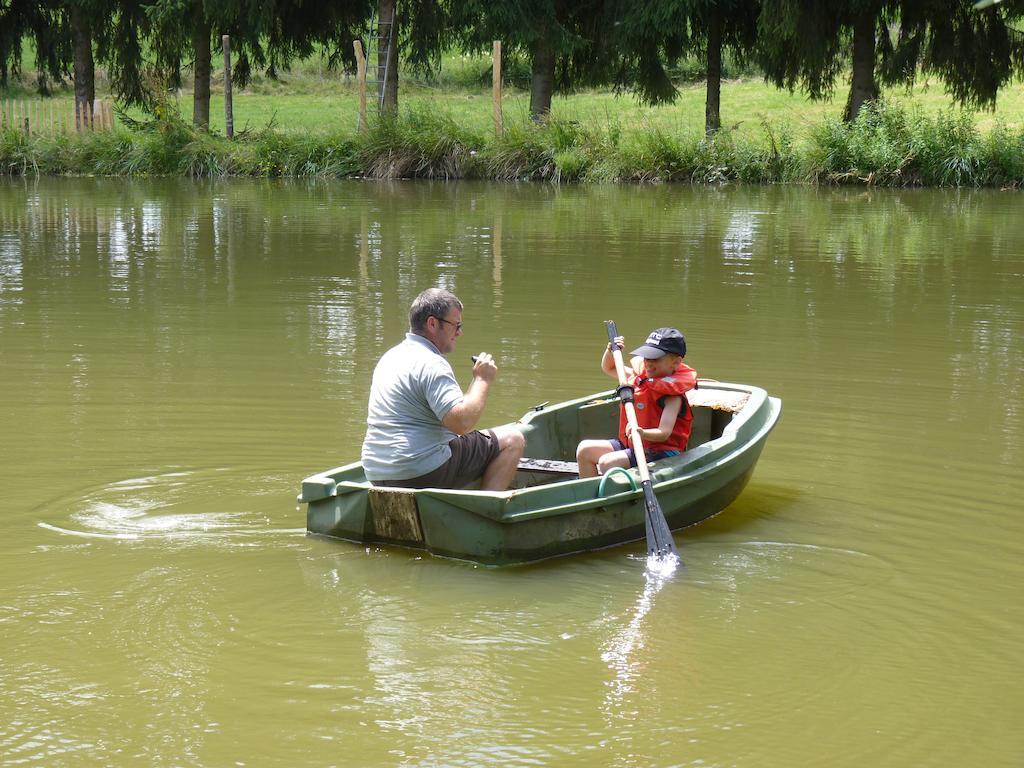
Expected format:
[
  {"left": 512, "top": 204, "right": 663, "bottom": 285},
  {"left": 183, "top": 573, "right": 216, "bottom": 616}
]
[{"left": 511, "top": 386, "right": 747, "bottom": 490}]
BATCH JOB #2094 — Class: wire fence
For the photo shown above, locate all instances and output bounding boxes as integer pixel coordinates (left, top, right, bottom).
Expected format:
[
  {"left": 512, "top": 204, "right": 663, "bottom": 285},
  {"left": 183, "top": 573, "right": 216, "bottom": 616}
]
[{"left": 1, "top": 99, "right": 116, "bottom": 134}]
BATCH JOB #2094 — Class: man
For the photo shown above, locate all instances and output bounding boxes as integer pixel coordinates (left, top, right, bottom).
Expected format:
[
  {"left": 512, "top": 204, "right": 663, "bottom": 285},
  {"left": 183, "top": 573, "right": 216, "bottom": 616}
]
[{"left": 361, "top": 288, "right": 525, "bottom": 491}]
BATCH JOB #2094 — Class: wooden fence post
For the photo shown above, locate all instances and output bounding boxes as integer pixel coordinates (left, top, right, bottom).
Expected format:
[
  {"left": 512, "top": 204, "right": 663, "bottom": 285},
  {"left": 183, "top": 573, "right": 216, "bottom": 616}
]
[
  {"left": 493, "top": 41, "right": 503, "bottom": 138},
  {"left": 353, "top": 39, "right": 367, "bottom": 132},
  {"left": 223, "top": 35, "right": 234, "bottom": 138}
]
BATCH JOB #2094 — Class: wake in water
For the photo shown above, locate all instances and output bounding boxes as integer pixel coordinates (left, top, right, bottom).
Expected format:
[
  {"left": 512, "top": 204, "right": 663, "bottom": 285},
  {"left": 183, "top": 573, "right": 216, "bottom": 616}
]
[
  {"left": 646, "top": 551, "right": 681, "bottom": 579},
  {"left": 600, "top": 552, "right": 680, "bottom": 718},
  {"left": 36, "top": 468, "right": 305, "bottom": 544}
]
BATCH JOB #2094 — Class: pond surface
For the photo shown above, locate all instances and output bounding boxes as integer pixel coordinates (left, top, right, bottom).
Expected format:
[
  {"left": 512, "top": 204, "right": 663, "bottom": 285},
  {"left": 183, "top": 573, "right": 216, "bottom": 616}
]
[{"left": 1, "top": 177, "right": 1022, "bottom": 767}]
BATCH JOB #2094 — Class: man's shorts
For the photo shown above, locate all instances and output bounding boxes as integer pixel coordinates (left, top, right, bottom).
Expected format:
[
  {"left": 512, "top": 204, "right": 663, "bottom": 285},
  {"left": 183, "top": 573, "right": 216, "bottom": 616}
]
[
  {"left": 373, "top": 430, "right": 501, "bottom": 490},
  {"left": 608, "top": 439, "right": 680, "bottom": 468}
]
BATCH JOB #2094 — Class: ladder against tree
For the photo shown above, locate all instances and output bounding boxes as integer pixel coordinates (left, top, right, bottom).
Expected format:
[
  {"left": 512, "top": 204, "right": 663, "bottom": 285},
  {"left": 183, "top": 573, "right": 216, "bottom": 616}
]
[{"left": 364, "top": 7, "right": 396, "bottom": 112}]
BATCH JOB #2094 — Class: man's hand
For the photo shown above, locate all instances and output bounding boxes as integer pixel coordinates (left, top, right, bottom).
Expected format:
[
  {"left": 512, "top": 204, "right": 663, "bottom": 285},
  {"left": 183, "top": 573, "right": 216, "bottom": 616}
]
[
  {"left": 443, "top": 352, "right": 498, "bottom": 435},
  {"left": 472, "top": 352, "right": 498, "bottom": 384}
]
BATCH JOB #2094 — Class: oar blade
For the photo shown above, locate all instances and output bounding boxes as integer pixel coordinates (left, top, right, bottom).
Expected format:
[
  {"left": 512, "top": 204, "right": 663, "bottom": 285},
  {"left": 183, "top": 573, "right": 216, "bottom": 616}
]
[{"left": 641, "top": 481, "right": 679, "bottom": 559}]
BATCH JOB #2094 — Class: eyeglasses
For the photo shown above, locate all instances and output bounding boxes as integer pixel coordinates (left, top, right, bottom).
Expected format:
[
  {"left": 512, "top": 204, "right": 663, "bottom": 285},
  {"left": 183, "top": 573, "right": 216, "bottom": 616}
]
[{"left": 433, "top": 316, "right": 463, "bottom": 332}]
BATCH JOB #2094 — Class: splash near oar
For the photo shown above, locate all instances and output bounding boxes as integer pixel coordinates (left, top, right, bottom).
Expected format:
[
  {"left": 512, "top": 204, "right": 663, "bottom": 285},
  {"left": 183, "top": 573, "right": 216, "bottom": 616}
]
[{"left": 605, "top": 321, "right": 681, "bottom": 564}]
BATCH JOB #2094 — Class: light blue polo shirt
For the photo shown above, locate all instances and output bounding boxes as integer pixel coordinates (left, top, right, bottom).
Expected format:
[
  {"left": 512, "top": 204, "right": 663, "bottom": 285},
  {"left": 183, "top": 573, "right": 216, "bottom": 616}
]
[{"left": 361, "top": 333, "right": 465, "bottom": 481}]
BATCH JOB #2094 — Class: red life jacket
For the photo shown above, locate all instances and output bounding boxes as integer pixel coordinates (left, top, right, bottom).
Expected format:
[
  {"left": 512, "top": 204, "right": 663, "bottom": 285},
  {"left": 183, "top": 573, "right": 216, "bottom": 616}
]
[{"left": 617, "top": 361, "right": 698, "bottom": 453}]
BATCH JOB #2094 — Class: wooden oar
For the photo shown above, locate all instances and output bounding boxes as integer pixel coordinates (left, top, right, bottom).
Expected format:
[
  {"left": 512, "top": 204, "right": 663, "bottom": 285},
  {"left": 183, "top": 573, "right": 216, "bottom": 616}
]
[{"left": 605, "top": 321, "right": 680, "bottom": 560}]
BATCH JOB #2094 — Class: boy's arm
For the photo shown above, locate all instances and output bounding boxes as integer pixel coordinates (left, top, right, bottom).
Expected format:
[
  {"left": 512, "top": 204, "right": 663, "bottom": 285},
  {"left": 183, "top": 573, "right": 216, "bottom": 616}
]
[
  {"left": 633, "top": 396, "right": 683, "bottom": 443},
  {"left": 600, "top": 337, "right": 621, "bottom": 378}
]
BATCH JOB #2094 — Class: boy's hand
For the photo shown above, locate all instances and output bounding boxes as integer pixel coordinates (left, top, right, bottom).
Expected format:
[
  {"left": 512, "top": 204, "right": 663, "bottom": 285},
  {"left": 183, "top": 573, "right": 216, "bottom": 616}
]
[
  {"left": 608, "top": 335, "right": 625, "bottom": 351},
  {"left": 626, "top": 423, "right": 646, "bottom": 441}
]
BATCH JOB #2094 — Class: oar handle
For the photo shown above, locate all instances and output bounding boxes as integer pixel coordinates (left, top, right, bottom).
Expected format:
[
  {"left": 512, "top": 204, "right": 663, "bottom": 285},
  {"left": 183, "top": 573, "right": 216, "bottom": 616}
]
[
  {"left": 604, "top": 319, "right": 650, "bottom": 473},
  {"left": 604, "top": 320, "right": 631, "bottom": 393},
  {"left": 605, "top": 320, "right": 620, "bottom": 347}
]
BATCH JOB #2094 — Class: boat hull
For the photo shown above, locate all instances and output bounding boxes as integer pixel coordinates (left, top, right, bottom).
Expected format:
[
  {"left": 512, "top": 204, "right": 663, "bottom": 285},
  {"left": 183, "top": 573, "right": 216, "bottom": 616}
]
[{"left": 302, "top": 382, "right": 780, "bottom": 565}]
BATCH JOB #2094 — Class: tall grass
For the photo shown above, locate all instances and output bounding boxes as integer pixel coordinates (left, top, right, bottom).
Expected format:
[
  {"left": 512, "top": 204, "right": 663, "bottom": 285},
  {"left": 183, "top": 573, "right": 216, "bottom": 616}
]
[
  {"left": 2, "top": 101, "right": 1022, "bottom": 187},
  {"left": 808, "top": 101, "right": 1024, "bottom": 187},
  {"left": 359, "top": 107, "right": 485, "bottom": 179}
]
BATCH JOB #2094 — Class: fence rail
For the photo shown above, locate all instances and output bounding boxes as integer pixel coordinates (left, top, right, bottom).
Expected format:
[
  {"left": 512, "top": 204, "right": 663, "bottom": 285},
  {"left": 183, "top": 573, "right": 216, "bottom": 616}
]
[{"left": 1, "top": 99, "right": 116, "bottom": 135}]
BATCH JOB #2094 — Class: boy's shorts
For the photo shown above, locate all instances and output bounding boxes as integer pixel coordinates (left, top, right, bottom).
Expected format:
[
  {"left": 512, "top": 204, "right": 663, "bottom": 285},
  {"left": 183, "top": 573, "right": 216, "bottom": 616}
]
[
  {"left": 608, "top": 439, "right": 680, "bottom": 468},
  {"left": 373, "top": 430, "right": 501, "bottom": 490}
]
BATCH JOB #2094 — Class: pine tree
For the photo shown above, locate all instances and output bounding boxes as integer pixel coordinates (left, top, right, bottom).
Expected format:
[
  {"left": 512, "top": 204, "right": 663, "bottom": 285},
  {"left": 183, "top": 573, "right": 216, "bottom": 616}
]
[{"left": 758, "top": 0, "right": 1024, "bottom": 122}]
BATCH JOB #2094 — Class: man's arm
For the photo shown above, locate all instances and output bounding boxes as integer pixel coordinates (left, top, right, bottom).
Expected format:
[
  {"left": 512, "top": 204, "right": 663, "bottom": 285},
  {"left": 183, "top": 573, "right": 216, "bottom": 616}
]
[{"left": 442, "top": 353, "right": 497, "bottom": 436}]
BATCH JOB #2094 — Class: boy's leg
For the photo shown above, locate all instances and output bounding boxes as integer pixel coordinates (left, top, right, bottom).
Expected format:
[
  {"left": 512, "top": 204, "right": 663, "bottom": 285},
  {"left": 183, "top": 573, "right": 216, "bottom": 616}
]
[
  {"left": 577, "top": 439, "right": 617, "bottom": 478},
  {"left": 597, "top": 449, "right": 632, "bottom": 475}
]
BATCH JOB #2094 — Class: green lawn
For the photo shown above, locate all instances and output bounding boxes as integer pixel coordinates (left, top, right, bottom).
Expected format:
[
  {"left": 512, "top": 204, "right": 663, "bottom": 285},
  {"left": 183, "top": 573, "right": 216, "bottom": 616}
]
[
  {"left": 4, "top": 53, "right": 1023, "bottom": 186},
  {"left": 149, "top": 76, "right": 1024, "bottom": 141},
  {"left": 4, "top": 53, "right": 1024, "bottom": 143}
]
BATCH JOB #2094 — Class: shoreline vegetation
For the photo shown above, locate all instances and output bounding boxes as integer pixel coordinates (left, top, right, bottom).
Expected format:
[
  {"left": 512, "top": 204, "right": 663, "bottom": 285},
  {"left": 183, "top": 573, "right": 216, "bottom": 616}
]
[{"left": 3, "top": 64, "right": 1024, "bottom": 187}]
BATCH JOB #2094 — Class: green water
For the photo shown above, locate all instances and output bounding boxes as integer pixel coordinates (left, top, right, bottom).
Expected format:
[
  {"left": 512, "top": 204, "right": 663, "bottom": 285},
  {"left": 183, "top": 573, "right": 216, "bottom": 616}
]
[{"left": 1, "top": 178, "right": 1022, "bottom": 767}]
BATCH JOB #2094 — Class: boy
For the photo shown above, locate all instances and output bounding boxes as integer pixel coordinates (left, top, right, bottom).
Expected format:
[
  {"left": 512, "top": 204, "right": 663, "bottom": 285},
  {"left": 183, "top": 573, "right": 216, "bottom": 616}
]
[{"left": 576, "top": 327, "right": 698, "bottom": 478}]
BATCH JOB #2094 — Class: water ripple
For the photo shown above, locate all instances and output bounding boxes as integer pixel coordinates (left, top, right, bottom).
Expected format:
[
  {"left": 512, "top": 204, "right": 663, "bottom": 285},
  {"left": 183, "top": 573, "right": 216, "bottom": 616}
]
[{"left": 35, "top": 467, "right": 304, "bottom": 547}]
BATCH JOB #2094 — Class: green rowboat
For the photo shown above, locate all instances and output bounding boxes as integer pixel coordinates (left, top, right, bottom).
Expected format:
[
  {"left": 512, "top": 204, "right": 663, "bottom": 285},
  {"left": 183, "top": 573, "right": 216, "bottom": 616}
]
[{"left": 300, "top": 381, "right": 781, "bottom": 565}]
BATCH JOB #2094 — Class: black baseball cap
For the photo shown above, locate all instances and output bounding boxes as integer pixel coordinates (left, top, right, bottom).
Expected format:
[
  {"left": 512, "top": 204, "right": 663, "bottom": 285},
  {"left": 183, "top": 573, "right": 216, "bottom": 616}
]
[{"left": 631, "top": 327, "right": 687, "bottom": 359}]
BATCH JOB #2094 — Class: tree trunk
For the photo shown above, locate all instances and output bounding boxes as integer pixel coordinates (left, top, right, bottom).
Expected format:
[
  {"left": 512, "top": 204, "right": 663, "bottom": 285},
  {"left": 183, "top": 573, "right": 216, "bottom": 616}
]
[
  {"left": 843, "top": 10, "right": 879, "bottom": 122},
  {"left": 705, "top": 5, "right": 722, "bottom": 135},
  {"left": 192, "top": 12, "right": 212, "bottom": 129},
  {"left": 170, "top": 55, "right": 182, "bottom": 90},
  {"left": 530, "top": 38, "right": 555, "bottom": 121},
  {"left": 69, "top": 3, "right": 95, "bottom": 126},
  {"left": 377, "top": 0, "right": 399, "bottom": 114}
]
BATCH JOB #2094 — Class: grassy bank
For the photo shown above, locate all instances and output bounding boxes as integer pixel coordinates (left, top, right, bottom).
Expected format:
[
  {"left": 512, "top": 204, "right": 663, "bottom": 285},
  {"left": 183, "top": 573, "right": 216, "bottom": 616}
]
[
  {"left": 3, "top": 100, "right": 1023, "bottom": 186},
  {"left": 3, "top": 51, "right": 1024, "bottom": 187}
]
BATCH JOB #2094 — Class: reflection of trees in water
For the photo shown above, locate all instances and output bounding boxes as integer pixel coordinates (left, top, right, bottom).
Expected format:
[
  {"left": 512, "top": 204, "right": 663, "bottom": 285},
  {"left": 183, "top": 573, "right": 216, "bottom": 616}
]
[{"left": 1, "top": 179, "right": 1020, "bottom": 459}]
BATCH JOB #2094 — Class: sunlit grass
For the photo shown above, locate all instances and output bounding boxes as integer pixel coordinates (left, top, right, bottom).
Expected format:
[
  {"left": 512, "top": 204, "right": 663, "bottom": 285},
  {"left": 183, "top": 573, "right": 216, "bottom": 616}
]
[
  {"left": 4, "top": 49, "right": 1024, "bottom": 141},
  {"left": 3, "top": 51, "right": 1023, "bottom": 185},
  {"left": 128, "top": 77, "right": 1024, "bottom": 142}
]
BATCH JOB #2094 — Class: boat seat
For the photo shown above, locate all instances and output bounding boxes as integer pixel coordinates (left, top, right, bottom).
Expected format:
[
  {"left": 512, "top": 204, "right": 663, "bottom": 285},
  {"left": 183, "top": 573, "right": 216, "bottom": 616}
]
[
  {"left": 517, "top": 457, "right": 579, "bottom": 475},
  {"left": 688, "top": 389, "right": 749, "bottom": 413}
]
